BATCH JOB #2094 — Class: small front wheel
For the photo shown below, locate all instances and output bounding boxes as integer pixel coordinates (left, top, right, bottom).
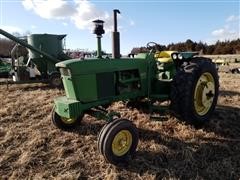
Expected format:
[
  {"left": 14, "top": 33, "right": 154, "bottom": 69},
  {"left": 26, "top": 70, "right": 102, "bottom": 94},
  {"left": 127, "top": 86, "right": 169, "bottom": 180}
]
[
  {"left": 51, "top": 106, "right": 83, "bottom": 130},
  {"left": 98, "top": 119, "right": 139, "bottom": 165}
]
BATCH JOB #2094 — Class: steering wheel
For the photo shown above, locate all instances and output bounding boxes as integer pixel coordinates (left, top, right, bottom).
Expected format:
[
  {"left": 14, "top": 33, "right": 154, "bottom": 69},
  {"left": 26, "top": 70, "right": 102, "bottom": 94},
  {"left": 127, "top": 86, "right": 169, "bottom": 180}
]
[{"left": 146, "top": 42, "right": 162, "bottom": 51}]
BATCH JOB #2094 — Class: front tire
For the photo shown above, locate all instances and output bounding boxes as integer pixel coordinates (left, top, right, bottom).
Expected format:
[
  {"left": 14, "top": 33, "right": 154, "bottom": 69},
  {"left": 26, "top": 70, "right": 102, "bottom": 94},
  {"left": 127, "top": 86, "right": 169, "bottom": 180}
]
[
  {"left": 51, "top": 106, "right": 83, "bottom": 130},
  {"left": 170, "top": 58, "right": 219, "bottom": 125},
  {"left": 98, "top": 119, "right": 139, "bottom": 165}
]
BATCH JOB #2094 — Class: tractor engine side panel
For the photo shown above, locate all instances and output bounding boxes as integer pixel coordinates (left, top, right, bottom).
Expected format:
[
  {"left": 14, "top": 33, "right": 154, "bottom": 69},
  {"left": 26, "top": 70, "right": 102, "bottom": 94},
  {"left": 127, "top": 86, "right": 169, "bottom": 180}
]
[
  {"left": 58, "top": 58, "right": 148, "bottom": 103},
  {"left": 96, "top": 72, "right": 115, "bottom": 99}
]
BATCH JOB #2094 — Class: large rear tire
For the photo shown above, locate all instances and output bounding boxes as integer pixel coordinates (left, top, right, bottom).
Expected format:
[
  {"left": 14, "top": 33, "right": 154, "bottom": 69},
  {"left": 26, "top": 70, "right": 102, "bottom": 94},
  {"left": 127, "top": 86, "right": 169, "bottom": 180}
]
[{"left": 170, "top": 58, "right": 219, "bottom": 125}]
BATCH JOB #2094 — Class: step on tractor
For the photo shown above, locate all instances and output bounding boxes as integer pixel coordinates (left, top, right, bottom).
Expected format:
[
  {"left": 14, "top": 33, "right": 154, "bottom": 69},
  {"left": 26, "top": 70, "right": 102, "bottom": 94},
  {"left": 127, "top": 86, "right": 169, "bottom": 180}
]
[
  {"left": 52, "top": 10, "right": 219, "bottom": 165},
  {"left": 0, "top": 29, "right": 71, "bottom": 87}
]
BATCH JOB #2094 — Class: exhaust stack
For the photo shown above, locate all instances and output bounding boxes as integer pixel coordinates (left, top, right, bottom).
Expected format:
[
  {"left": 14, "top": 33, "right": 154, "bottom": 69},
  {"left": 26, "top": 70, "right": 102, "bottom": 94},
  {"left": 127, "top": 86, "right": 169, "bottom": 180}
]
[
  {"left": 93, "top": 19, "right": 105, "bottom": 58},
  {"left": 112, "top": 9, "right": 120, "bottom": 59}
]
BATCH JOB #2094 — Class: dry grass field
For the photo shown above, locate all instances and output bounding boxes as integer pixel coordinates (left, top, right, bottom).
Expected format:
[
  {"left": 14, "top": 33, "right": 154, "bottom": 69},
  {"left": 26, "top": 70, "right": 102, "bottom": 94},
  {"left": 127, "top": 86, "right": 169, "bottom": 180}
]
[{"left": 0, "top": 70, "right": 240, "bottom": 179}]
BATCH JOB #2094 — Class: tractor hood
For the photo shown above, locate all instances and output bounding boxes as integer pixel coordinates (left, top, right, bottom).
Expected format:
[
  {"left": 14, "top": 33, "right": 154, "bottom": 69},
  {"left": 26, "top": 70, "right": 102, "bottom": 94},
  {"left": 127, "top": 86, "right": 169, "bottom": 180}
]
[
  {"left": 56, "top": 57, "right": 148, "bottom": 76},
  {"left": 56, "top": 58, "right": 92, "bottom": 69}
]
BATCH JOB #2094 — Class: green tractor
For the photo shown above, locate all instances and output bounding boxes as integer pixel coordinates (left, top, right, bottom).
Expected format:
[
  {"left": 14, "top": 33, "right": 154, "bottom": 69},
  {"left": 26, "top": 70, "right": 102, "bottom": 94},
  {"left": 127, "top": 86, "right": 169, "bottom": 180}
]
[
  {"left": 52, "top": 10, "right": 219, "bottom": 165},
  {"left": 0, "top": 59, "right": 11, "bottom": 78}
]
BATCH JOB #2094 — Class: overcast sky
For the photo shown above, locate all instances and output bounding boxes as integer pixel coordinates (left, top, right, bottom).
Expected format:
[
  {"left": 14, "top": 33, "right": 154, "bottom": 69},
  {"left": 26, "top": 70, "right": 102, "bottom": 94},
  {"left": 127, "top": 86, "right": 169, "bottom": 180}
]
[{"left": 0, "top": 0, "right": 239, "bottom": 54}]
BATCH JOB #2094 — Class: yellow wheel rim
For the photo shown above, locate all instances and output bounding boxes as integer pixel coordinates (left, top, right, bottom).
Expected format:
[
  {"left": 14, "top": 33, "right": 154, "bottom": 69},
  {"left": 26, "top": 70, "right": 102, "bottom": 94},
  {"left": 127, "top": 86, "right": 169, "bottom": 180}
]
[
  {"left": 61, "top": 117, "right": 76, "bottom": 124},
  {"left": 194, "top": 72, "right": 215, "bottom": 116},
  {"left": 112, "top": 130, "right": 132, "bottom": 157}
]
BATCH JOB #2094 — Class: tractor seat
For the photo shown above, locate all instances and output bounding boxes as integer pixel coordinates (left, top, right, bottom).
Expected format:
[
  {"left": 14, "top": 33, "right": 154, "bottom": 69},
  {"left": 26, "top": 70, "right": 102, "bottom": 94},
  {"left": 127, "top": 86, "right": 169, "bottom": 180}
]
[{"left": 154, "top": 51, "right": 176, "bottom": 63}]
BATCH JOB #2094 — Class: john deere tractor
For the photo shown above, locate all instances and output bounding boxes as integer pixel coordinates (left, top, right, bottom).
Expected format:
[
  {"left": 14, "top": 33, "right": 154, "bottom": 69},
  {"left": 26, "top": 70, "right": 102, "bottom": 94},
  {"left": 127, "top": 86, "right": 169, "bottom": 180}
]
[{"left": 52, "top": 10, "right": 219, "bottom": 165}]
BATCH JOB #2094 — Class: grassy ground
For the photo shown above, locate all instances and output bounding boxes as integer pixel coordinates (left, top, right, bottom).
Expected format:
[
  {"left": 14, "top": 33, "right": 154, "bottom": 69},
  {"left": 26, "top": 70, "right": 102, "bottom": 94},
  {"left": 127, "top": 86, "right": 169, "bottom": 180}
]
[{"left": 0, "top": 71, "right": 240, "bottom": 179}]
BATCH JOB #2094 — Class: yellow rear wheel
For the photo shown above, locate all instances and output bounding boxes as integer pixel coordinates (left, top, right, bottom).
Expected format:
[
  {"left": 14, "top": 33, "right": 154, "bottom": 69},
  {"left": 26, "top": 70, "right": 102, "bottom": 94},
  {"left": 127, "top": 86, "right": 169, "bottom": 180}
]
[{"left": 194, "top": 72, "right": 215, "bottom": 116}]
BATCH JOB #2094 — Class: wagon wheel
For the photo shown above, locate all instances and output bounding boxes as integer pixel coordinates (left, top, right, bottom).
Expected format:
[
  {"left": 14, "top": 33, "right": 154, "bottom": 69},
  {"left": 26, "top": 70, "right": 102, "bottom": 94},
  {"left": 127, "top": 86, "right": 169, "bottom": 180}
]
[
  {"left": 170, "top": 58, "right": 219, "bottom": 125},
  {"left": 98, "top": 119, "right": 139, "bottom": 164},
  {"left": 49, "top": 73, "right": 62, "bottom": 88},
  {"left": 51, "top": 106, "right": 83, "bottom": 130}
]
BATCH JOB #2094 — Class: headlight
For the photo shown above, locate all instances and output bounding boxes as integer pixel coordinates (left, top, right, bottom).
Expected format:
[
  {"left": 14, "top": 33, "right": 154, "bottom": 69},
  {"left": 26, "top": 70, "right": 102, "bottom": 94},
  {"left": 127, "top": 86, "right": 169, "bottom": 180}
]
[
  {"left": 172, "top": 53, "right": 178, "bottom": 60},
  {"left": 60, "top": 68, "right": 71, "bottom": 76},
  {"left": 178, "top": 54, "right": 183, "bottom": 60}
]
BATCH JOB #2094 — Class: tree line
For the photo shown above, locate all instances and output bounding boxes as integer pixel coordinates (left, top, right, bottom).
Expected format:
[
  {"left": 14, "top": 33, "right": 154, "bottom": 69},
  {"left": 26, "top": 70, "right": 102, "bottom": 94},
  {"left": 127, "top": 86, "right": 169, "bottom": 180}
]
[
  {"left": 1, "top": 38, "right": 240, "bottom": 57},
  {"left": 131, "top": 39, "right": 240, "bottom": 55}
]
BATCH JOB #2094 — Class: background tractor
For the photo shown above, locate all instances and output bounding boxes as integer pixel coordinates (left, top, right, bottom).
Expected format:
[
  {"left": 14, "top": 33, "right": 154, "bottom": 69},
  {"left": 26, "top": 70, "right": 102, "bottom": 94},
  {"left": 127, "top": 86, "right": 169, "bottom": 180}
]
[
  {"left": 52, "top": 9, "right": 219, "bottom": 165},
  {"left": 0, "top": 58, "right": 11, "bottom": 78}
]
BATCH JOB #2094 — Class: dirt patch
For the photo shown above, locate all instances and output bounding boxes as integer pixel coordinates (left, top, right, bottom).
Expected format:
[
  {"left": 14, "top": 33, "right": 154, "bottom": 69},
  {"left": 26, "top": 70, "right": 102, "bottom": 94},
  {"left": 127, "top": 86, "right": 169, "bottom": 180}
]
[{"left": 0, "top": 71, "right": 240, "bottom": 179}]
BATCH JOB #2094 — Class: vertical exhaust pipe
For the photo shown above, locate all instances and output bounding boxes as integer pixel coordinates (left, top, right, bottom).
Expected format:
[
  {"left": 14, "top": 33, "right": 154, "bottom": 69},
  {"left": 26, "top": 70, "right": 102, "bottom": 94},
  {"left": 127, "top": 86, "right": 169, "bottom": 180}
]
[
  {"left": 112, "top": 9, "right": 120, "bottom": 59},
  {"left": 92, "top": 20, "right": 105, "bottom": 59}
]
